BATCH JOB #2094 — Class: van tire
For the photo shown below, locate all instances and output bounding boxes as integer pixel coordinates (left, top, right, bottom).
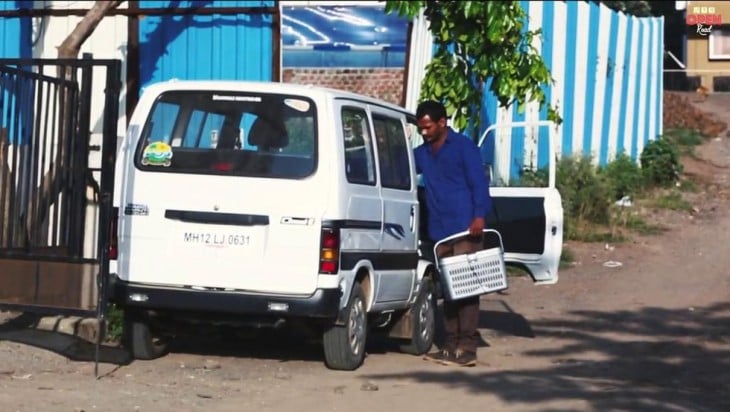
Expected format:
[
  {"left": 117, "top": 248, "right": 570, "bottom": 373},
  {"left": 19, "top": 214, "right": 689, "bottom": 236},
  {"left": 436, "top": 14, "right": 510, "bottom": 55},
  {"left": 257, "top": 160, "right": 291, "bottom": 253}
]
[
  {"left": 399, "top": 276, "right": 435, "bottom": 355},
  {"left": 322, "top": 283, "right": 368, "bottom": 370},
  {"left": 123, "top": 312, "right": 169, "bottom": 360}
]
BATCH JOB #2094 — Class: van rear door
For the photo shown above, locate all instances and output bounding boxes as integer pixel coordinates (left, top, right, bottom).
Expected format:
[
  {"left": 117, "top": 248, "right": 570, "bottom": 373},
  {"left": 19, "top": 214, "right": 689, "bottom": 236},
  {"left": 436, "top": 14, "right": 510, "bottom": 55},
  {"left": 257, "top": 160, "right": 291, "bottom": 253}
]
[{"left": 117, "top": 90, "right": 324, "bottom": 295}]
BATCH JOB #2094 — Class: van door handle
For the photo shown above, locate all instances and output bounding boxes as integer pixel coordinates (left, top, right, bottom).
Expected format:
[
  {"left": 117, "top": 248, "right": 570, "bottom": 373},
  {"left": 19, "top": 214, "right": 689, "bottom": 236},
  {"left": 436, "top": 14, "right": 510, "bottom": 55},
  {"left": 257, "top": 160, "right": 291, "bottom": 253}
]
[
  {"left": 409, "top": 204, "right": 416, "bottom": 232},
  {"left": 165, "top": 209, "right": 269, "bottom": 226}
]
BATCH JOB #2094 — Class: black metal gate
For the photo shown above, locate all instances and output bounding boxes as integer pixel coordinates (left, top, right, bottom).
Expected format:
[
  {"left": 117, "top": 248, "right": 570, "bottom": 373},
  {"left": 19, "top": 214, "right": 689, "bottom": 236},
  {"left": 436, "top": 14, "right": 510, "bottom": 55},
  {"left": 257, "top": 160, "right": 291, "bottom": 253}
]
[{"left": 0, "top": 56, "right": 121, "bottom": 319}]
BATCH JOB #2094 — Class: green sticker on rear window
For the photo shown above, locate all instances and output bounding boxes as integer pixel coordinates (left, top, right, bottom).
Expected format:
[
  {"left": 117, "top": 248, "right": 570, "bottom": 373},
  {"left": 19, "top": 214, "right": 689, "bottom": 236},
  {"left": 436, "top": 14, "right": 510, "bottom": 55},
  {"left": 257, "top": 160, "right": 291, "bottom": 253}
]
[{"left": 141, "top": 141, "right": 173, "bottom": 167}]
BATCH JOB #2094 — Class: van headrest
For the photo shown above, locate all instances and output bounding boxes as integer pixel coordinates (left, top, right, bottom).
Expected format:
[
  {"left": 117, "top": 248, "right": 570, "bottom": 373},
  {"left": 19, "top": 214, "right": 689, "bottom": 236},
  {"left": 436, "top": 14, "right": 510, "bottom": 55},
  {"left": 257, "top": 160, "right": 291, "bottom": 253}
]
[
  {"left": 248, "top": 117, "right": 289, "bottom": 149},
  {"left": 217, "top": 121, "right": 240, "bottom": 149}
]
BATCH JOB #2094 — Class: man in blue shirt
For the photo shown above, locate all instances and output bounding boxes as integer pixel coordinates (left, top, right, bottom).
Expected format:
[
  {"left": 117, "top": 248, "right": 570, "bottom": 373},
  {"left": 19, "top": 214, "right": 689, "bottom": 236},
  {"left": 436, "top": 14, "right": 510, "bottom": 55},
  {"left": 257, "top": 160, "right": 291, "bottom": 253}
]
[{"left": 414, "top": 100, "right": 492, "bottom": 367}]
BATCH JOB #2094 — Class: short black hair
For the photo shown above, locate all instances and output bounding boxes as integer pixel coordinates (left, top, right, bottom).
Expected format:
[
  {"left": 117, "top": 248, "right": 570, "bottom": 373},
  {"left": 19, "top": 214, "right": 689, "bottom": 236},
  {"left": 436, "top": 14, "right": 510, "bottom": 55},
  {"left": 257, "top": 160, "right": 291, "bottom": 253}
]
[{"left": 416, "top": 100, "right": 447, "bottom": 122}]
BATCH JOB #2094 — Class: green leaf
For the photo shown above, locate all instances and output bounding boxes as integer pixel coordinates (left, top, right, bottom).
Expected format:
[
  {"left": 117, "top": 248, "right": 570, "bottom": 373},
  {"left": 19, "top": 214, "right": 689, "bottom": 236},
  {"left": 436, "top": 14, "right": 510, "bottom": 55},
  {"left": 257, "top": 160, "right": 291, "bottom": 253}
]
[{"left": 385, "top": 0, "right": 561, "bottom": 133}]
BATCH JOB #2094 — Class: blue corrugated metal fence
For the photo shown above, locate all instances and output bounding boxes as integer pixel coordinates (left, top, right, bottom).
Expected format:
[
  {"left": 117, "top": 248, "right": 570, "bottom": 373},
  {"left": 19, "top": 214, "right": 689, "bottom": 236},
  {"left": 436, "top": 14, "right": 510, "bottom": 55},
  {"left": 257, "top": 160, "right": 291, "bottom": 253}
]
[
  {"left": 477, "top": 1, "right": 664, "bottom": 185},
  {"left": 138, "top": 0, "right": 275, "bottom": 90},
  {"left": 0, "top": 1, "right": 31, "bottom": 59}
]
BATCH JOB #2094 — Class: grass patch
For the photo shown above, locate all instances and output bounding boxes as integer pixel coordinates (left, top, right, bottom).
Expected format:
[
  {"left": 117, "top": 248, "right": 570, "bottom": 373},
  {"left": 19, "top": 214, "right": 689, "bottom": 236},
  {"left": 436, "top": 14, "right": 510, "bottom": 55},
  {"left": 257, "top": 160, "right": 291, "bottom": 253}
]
[
  {"left": 512, "top": 127, "right": 703, "bottom": 246},
  {"left": 572, "top": 230, "right": 624, "bottom": 243},
  {"left": 559, "top": 246, "right": 576, "bottom": 269},
  {"left": 650, "top": 191, "right": 693, "bottom": 211},
  {"left": 663, "top": 128, "right": 705, "bottom": 157},
  {"left": 566, "top": 218, "right": 625, "bottom": 243},
  {"left": 664, "top": 128, "right": 704, "bottom": 147},
  {"left": 610, "top": 205, "right": 668, "bottom": 236},
  {"left": 105, "top": 303, "right": 124, "bottom": 342},
  {"left": 677, "top": 178, "right": 700, "bottom": 193},
  {"left": 506, "top": 265, "right": 529, "bottom": 277},
  {"left": 623, "top": 214, "right": 668, "bottom": 235}
]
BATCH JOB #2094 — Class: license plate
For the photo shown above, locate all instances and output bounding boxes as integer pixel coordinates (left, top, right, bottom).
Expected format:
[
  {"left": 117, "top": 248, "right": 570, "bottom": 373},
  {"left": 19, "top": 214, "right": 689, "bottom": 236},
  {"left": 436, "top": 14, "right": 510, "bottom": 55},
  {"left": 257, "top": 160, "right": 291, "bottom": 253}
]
[{"left": 182, "top": 231, "right": 252, "bottom": 247}]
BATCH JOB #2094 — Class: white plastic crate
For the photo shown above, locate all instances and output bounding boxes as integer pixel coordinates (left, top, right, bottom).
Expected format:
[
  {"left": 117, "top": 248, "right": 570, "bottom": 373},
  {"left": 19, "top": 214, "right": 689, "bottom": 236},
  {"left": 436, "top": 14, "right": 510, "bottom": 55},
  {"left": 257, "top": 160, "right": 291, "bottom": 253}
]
[{"left": 433, "top": 229, "right": 508, "bottom": 301}]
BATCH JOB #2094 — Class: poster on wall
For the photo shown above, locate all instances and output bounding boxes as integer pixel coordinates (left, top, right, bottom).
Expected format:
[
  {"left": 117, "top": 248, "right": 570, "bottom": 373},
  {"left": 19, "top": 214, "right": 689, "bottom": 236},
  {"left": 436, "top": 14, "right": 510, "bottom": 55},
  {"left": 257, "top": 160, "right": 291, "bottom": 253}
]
[{"left": 280, "top": 2, "right": 409, "bottom": 68}]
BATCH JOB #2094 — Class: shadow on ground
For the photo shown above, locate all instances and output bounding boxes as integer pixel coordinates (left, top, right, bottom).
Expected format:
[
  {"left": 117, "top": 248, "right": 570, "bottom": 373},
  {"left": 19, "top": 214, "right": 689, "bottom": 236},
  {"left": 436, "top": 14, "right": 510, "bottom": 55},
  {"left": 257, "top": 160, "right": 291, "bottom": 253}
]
[
  {"left": 363, "top": 301, "right": 730, "bottom": 412},
  {"left": 3, "top": 302, "right": 728, "bottom": 412},
  {"left": 164, "top": 324, "right": 326, "bottom": 363},
  {"left": 0, "top": 313, "right": 132, "bottom": 365},
  {"left": 0, "top": 300, "right": 540, "bottom": 367}
]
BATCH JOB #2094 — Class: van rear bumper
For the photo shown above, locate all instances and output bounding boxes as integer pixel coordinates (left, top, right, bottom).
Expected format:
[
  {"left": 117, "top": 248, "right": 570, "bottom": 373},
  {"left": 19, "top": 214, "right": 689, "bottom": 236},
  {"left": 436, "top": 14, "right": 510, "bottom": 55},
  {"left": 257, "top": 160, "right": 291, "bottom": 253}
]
[{"left": 108, "top": 275, "right": 342, "bottom": 318}]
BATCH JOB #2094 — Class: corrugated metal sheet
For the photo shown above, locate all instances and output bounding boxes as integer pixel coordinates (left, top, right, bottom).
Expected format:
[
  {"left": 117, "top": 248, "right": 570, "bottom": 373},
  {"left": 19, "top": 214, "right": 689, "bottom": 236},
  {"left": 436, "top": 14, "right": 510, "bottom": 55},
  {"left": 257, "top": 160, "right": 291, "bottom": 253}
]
[
  {"left": 407, "top": 1, "right": 665, "bottom": 185},
  {"left": 403, "top": 9, "right": 432, "bottom": 113},
  {"left": 138, "top": 1, "right": 275, "bottom": 89},
  {"left": 29, "top": 0, "right": 275, "bottom": 128},
  {"left": 0, "top": 1, "right": 32, "bottom": 58}
]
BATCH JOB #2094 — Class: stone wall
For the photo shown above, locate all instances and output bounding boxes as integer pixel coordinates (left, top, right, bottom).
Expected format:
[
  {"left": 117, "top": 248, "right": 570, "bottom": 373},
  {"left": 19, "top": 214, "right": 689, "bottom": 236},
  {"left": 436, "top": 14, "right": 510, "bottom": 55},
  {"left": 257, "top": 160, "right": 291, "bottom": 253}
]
[{"left": 282, "top": 68, "right": 406, "bottom": 106}]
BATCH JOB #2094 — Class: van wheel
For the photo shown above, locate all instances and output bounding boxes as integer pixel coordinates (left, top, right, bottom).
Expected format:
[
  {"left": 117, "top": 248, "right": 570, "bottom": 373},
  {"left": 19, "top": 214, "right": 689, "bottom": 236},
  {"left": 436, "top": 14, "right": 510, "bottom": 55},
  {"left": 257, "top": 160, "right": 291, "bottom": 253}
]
[
  {"left": 122, "top": 311, "right": 169, "bottom": 360},
  {"left": 399, "top": 277, "right": 435, "bottom": 355},
  {"left": 322, "top": 283, "right": 368, "bottom": 370}
]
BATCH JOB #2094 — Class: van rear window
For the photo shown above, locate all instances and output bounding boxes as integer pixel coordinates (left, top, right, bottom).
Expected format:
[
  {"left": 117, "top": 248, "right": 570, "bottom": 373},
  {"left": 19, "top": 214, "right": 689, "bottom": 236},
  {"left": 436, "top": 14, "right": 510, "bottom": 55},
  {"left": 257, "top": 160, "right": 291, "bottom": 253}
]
[{"left": 134, "top": 91, "right": 317, "bottom": 178}]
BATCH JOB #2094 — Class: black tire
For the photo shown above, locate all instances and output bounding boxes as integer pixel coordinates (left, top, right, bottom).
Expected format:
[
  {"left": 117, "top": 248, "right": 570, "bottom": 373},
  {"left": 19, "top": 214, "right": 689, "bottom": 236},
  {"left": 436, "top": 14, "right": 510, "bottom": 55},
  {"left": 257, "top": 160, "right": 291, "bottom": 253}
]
[
  {"left": 122, "top": 311, "right": 169, "bottom": 360},
  {"left": 322, "top": 283, "right": 368, "bottom": 370},
  {"left": 399, "top": 276, "right": 436, "bottom": 355}
]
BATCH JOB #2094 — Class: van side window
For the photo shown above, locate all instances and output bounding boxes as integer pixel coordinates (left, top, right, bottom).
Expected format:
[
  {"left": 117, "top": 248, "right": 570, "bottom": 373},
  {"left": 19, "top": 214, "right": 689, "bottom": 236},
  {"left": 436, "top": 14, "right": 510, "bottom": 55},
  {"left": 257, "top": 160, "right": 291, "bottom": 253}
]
[
  {"left": 341, "top": 107, "right": 376, "bottom": 185},
  {"left": 148, "top": 102, "right": 180, "bottom": 144},
  {"left": 373, "top": 115, "right": 411, "bottom": 190},
  {"left": 281, "top": 116, "right": 315, "bottom": 155},
  {"left": 406, "top": 116, "right": 423, "bottom": 147},
  {"left": 181, "top": 110, "right": 226, "bottom": 148}
]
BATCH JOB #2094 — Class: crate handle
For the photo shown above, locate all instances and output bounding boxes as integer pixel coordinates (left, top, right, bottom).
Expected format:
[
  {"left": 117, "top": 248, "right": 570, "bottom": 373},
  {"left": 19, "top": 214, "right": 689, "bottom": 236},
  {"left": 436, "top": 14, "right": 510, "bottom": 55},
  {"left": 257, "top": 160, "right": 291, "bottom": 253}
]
[{"left": 432, "top": 229, "right": 504, "bottom": 272}]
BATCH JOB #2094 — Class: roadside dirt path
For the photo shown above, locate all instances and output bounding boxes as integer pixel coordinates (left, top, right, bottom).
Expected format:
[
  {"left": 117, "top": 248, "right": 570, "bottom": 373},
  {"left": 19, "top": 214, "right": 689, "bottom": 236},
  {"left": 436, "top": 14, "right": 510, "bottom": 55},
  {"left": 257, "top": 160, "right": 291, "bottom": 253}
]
[{"left": 1, "top": 94, "right": 728, "bottom": 412}]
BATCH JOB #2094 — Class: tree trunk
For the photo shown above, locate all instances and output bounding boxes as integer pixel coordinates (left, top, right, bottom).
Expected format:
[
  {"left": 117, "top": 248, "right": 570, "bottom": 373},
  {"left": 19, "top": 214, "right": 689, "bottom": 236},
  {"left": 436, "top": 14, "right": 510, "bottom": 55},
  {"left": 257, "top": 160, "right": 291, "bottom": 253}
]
[
  {"left": 57, "top": 1, "right": 124, "bottom": 59},
  {"left": 0, "top": 128, "right": 14, "bottom": 247},
  {"left": 25, "top": 1, "right": 122, "bottom": 249}
]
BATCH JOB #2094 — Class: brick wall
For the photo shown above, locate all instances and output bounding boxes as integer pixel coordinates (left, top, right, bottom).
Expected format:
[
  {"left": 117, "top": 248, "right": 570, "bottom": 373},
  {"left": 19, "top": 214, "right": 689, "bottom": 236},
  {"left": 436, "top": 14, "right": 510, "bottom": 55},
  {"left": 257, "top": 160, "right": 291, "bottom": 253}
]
[{"left": 282, "top": 68, "right": 406, "bottom": 106}]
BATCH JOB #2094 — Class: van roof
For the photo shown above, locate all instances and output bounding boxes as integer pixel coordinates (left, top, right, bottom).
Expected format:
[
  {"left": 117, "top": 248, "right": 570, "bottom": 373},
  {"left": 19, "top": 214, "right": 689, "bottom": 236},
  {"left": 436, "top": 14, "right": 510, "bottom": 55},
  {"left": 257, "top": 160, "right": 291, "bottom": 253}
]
[{"left": 142, "top": 79, "right": 414, "bottom": 117}]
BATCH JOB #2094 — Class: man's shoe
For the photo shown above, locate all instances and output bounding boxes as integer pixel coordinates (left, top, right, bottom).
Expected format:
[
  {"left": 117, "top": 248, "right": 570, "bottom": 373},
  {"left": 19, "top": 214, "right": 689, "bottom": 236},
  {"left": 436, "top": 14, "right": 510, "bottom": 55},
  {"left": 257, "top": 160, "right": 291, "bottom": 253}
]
[
  {"left": 423, "top": 350, "right": 452, "bottom": 363},
  {"left": 441, "top": 349, "right": 477, "bottom": 367}
]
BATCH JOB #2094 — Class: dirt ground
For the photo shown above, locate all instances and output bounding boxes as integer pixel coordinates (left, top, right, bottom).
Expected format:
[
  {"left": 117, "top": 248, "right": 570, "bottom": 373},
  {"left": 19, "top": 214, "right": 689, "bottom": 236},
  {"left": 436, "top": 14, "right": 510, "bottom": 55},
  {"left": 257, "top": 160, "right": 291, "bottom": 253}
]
[{"left": 1, "top": 93, "right": 729, "bottom": 412}]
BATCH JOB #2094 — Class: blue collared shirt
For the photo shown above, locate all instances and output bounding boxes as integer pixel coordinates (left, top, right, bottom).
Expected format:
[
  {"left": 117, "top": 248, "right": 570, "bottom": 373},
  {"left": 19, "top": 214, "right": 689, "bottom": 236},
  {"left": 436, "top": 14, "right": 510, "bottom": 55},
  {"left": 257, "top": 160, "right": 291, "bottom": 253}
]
[{"left": 414, "top": 127, "right": 492, "bottom": 242}]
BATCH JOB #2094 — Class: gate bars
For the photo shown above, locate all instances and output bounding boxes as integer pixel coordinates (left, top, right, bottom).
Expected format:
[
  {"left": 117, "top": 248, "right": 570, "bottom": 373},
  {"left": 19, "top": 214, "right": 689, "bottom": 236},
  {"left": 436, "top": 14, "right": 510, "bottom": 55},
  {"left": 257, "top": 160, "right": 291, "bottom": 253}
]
[{"left": 0, "top": 56, "right": 121, "bottom": 375}]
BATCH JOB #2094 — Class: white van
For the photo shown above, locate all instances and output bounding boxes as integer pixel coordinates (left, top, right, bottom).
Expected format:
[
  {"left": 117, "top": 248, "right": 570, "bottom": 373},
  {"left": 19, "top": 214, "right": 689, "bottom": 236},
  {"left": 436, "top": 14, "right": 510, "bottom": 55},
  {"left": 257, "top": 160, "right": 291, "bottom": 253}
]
[{"left": 109, "top": 80, "right": 562, "bottom": 371}]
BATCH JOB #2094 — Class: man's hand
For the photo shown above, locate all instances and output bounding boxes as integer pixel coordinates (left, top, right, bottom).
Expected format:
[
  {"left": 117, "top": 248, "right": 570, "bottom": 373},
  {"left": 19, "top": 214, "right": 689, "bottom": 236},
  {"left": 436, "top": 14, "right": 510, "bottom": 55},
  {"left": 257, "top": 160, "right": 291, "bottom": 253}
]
[{"left": 468, "top": 217, "right": 485, "bottom": 237}]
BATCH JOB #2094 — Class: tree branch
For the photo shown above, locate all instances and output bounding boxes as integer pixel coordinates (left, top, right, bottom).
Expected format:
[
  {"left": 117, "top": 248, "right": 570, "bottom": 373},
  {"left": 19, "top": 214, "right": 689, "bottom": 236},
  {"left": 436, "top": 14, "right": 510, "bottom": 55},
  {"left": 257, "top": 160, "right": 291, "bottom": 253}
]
[{"left": 57, "top": 0, "right": 124, "bottom": 58}]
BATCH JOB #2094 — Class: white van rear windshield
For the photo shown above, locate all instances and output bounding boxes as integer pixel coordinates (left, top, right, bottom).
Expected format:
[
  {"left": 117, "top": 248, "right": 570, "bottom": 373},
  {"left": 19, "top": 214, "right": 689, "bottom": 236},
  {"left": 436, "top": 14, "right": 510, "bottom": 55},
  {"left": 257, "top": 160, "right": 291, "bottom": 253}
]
[{"left": 134, "top": 90, "right": 317, "bottom": 178}]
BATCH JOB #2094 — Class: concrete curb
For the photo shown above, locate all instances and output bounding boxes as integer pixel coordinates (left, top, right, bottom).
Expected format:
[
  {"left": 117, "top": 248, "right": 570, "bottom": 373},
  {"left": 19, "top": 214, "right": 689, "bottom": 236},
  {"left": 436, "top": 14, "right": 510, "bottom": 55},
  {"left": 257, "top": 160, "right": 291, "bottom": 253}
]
[{"left": 33, "top": 316, "right": 104, "bottom": 343}]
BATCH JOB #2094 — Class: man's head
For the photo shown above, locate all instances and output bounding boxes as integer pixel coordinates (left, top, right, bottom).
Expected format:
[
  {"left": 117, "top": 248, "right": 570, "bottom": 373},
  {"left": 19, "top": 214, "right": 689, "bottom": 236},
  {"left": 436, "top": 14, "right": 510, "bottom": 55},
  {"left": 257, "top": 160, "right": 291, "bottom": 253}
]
[{"left": 415, "top": 100, "right": 448, "bottom": 144}]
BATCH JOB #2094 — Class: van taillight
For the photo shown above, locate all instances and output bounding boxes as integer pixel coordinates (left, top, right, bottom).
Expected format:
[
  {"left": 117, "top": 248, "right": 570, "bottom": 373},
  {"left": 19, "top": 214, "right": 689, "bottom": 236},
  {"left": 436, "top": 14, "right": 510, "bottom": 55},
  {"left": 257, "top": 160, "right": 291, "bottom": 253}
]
[
  {"left": 108, "top": 207, "right": 119, "bottom": 260},
  {"left": 319, "top": 228, "right": 340, "bottom": 274}
]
